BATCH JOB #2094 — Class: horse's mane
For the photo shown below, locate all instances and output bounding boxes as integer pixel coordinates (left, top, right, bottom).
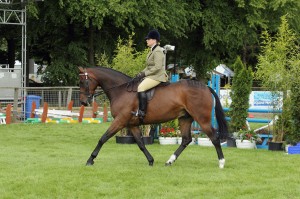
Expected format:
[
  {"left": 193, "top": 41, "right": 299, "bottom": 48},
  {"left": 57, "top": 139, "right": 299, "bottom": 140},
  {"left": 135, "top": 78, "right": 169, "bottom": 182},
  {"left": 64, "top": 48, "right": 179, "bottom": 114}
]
[
  {"left": 94, "top": 66, "right": 132, "bottom": 80},
  {"left": 183, "top": 79, "right": 207, "bottom": 88}
]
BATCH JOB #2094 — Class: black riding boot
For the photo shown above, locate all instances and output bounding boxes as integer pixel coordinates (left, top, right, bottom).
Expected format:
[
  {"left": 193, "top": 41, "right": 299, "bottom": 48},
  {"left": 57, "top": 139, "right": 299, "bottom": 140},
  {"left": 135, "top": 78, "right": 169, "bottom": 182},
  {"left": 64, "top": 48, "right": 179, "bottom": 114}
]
[{"left": 137, "top": 92, "right": 147, "bottom": 122}]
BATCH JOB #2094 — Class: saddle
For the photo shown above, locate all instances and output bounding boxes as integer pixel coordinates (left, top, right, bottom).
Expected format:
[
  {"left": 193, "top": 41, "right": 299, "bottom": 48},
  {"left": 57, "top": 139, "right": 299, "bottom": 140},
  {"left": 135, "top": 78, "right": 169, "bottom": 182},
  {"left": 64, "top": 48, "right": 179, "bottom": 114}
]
[
  {"left": 127, "top": 78, "right": 170, "bottom": 101},
  {"left": 145, "top": 82, "right": 170, "bottom": 101}
]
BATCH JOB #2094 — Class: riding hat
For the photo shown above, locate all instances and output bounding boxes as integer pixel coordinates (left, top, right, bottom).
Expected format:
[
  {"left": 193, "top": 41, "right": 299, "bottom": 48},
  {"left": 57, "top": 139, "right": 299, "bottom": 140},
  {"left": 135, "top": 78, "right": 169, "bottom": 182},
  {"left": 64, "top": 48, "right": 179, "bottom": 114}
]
[{"left": 145, "top": 30, "right": 160, "bottom": 41}]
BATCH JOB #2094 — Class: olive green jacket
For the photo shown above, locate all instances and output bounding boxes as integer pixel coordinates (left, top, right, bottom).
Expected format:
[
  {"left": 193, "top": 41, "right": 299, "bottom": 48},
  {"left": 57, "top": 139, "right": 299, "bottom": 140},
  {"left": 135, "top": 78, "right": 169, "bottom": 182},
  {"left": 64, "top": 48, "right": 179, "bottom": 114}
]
[{"left": 142, "top": 46, "right": 168, "bottom": 82}]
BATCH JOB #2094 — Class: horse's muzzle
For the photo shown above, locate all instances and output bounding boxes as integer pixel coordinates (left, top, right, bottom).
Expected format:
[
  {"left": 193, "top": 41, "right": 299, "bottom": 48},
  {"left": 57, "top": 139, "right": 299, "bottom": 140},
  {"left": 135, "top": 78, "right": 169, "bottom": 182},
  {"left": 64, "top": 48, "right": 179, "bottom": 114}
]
[{"left": 81, "top": 101, "right": 89, "bottom": 106}]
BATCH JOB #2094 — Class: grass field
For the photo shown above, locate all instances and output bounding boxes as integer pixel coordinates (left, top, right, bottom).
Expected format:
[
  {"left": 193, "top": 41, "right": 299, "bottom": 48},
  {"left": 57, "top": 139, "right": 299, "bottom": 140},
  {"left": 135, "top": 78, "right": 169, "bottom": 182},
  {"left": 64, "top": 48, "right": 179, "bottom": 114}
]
[{"left": 0, "top": 123, "right": 299, "bottom": 199}]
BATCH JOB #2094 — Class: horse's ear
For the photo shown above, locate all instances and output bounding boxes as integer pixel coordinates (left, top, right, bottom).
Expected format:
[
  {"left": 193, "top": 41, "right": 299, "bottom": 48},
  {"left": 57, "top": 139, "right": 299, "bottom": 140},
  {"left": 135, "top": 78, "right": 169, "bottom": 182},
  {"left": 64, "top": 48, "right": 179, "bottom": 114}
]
[{"left": 78, "top": 66, "right": 84, "bottom": 73}]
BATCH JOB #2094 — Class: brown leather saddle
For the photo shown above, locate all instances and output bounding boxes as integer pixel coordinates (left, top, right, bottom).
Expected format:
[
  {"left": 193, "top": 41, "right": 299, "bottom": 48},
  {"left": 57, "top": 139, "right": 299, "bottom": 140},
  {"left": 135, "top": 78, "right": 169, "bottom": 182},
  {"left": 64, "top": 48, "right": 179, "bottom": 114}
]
[
  {"left": 126, "top": 79, "right": 170, "bottom": 101},
  {"left": 145, "top": 82, "right": 170, "bottom": 101}
]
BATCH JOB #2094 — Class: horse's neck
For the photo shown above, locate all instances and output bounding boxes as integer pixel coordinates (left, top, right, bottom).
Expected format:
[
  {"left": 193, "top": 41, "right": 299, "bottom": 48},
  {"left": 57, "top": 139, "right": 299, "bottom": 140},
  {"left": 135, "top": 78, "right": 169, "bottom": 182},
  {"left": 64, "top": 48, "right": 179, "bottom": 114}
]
[{"left": 95, "top": 68, "right": 130, "bottom": 101}]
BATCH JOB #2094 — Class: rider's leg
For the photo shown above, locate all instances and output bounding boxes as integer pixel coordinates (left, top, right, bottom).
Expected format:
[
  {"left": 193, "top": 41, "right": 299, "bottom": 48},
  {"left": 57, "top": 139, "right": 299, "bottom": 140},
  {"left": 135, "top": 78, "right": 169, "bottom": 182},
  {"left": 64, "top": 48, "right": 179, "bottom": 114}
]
[
  {"left": 137, "top": 91, "right": 147, "bottom": 119},
  {"left": 135, "top": 78, "right": 160, "bottom": 121}
]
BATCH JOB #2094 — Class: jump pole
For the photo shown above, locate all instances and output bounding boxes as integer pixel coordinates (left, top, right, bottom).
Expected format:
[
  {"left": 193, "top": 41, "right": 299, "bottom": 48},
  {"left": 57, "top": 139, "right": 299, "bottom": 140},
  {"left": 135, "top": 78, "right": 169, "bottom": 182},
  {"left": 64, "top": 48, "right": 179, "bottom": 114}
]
[{"left": 5, "top": 104, "right": 12, "bottom": 124}]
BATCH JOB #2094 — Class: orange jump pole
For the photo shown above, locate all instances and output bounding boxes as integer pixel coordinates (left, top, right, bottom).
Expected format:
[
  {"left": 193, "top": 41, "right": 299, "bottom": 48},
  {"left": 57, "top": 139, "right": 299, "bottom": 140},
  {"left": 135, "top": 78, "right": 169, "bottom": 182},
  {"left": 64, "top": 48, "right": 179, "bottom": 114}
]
[
  {"left": 78, "top": 105, "right": 84, "bottom": 123},
  {"left": 5, "top": 104, "right": 12, "bottom": 124},
  {"left": 30, "top": 101, "right": 36, "bottom": 118},
  {"left": 92, "top": 101, "right": 98, "bottom": 118},
  {"left": 41, "top": 102, "right": 48, "bottom": 123},
  {"left": 67, "top": 100, "right": 74, "bottom": 111}
]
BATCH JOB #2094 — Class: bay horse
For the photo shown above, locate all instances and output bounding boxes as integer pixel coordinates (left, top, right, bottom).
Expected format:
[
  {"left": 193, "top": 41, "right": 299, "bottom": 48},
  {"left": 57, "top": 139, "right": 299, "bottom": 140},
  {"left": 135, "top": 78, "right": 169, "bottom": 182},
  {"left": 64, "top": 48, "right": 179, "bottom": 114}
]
[{"left": 79, "top": 66, "right": 228, "bottom": 168}]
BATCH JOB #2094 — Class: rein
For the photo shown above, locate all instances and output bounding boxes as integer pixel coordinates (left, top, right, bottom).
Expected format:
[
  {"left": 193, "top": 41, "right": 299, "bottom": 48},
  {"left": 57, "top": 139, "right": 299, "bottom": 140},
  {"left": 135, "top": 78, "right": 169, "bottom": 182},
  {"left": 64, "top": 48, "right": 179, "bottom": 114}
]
[
  {"left": 79, "top": 70, "right": 138, "bottom": 98},
  {"left": 104, "top": 78, "right": 138, "bottom": 93}
]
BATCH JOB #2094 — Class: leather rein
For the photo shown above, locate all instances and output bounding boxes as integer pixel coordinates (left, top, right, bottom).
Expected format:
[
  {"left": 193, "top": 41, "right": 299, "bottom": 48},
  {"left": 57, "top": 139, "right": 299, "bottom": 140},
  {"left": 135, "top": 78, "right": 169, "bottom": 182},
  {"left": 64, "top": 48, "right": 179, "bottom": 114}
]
[{"left": 79, "top": 70, "right": 138, "bottom": 98}]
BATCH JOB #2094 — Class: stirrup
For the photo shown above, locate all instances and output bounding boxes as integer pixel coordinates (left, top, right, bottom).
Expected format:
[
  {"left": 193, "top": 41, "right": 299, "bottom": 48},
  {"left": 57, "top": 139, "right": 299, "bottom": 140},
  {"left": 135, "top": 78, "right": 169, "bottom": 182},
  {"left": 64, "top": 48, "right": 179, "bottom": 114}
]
[
  {"left": 131, "top": 109, "right": 145, "bottom": 117},
  {"left": 131, "top": 110, "right": 139, "bottom": 116}
]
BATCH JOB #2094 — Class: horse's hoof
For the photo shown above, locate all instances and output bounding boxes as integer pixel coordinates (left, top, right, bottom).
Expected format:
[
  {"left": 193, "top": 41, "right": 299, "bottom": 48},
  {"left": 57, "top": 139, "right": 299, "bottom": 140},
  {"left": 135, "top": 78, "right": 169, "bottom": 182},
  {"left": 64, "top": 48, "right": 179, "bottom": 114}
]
[
  {"left": 86, "top": 160, "right": 94, "bottom": 166},
  {"left": 165, "top": 162, "right": 172, "bottom": 166},
  {"left": 149, "top": 161, "right": 154, "bottom": 166},
  {"left": 219, "top": 158, "right": 225, "bottom": 169}
]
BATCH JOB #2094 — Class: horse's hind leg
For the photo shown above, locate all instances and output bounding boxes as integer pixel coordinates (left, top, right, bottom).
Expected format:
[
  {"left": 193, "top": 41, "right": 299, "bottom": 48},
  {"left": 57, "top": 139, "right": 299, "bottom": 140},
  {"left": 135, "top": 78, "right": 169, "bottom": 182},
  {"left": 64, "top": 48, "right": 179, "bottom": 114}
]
[
  {"left": 130, "top": 126, "right": 154, "bottom": 166},
  {"left": 199, "top": 121, "right": 225, "bottom": 169},
  {"left": 86, "top": 120, "right": 123, "bottom": 166},
  {"left": 165, "top": 117, "right": 193, "bottom": 166}
]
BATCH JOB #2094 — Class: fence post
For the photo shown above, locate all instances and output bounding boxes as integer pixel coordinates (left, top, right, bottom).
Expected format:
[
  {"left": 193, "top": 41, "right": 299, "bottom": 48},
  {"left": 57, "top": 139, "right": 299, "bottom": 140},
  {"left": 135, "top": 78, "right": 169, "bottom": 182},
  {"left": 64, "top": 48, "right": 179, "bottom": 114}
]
[
  {"left": 58, "top": 90, "right": 62, "bottom": 109},
  {"left": 13, "top": 87, "right": 19, "bottom": 121},
  {"left": 67, "top": 88, "right": 72, "bottom": 107},
  {"left": 23, "top": 88, "right": 27, "bottom": 119}
]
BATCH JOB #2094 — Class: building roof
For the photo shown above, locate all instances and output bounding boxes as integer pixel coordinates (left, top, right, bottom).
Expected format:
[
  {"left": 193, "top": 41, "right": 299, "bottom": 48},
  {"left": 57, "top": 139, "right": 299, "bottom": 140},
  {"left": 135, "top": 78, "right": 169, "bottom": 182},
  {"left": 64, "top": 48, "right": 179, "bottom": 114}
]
[{"left": 214, "top": 64, "right": 234, "bottom": 77}]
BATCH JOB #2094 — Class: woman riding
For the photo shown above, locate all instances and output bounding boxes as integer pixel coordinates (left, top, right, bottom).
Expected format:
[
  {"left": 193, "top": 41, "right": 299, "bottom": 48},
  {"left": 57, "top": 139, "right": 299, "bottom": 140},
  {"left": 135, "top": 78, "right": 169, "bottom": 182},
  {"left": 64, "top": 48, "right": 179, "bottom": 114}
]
[{"left": 133, "top": 30, "right": 168, "bottom": 122}]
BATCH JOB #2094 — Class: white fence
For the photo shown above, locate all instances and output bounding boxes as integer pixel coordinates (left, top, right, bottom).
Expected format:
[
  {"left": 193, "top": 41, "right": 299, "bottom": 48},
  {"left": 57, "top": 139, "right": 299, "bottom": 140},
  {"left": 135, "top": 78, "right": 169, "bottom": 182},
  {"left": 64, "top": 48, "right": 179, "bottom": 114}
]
[{"left": 0, "top": 87, "right": 106, "bottom": 122}]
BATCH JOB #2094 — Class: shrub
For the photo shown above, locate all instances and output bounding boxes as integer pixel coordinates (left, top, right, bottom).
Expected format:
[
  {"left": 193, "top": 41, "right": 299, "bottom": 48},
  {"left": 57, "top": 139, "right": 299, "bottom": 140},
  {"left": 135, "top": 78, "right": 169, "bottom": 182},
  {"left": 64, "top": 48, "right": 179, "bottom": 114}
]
[{"left": 229, "top": 57, "right": 253, "bottom": 132}]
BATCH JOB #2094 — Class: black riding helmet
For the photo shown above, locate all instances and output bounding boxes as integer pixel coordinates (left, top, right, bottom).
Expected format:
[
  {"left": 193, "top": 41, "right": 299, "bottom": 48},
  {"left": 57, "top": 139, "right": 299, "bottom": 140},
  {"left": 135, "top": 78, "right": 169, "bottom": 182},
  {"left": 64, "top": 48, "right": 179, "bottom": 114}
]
[{"left": 145, "top": 30, "right": 160, "bottom": 41}]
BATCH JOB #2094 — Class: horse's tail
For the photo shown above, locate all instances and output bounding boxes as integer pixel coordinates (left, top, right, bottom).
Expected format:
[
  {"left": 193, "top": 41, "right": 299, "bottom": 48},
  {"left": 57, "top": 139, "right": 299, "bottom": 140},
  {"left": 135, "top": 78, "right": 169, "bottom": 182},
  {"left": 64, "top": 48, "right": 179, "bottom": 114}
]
[{"left": 208, "top": 86, "right": 228, "bottom": 139}]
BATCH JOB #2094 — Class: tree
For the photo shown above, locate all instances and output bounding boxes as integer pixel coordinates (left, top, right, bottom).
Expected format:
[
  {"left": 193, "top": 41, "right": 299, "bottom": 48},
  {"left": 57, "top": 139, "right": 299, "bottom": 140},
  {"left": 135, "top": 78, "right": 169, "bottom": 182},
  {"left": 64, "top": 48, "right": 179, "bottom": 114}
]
[
  {"left": 289, "top": 61, "right": 300, "bottom": 143},
  {"left": 2, "top": 0, "right": 299, "bottom": 84},
  {"left": 24, "top": 0, "right": 201, "bottom": 85},
  {"left": 229, "top": 57, "right": 253, "bottom": 132},
  {"left": 59, "top": 0, "right": 201, "bottom": 64},
  {"left": 176, "top": 0, "right": 300, "bottom": 79},
  {"left": 111, "top": 33, "right": 148, "bottom": 77},
  {"left": 256, "top": 15, "right": 300, "bottom": 142},
  {"left": 256, "top": 15, "right": 298, "bottom": 92}
]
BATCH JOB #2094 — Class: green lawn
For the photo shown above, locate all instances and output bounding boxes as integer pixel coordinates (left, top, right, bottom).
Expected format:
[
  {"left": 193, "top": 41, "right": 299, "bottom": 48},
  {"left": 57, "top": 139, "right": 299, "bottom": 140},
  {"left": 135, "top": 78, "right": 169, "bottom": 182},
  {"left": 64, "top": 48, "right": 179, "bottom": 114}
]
[{"left": 0, "top": 123, "right": 299, "bottom": 199}]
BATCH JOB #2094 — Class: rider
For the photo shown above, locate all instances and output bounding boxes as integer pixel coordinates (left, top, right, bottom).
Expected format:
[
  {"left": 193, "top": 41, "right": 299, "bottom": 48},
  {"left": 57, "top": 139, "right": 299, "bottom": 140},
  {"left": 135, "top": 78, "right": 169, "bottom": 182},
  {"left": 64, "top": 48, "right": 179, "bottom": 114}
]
[{"left": 134, "top": 30, "right": 168, "bottom": 122}]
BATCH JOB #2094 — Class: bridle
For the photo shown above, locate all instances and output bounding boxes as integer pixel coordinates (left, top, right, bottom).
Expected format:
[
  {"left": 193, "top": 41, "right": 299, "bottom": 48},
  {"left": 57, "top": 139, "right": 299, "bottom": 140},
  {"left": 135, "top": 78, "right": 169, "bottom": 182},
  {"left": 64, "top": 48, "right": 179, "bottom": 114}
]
[
  {"left": 79, "top": 70, "right": 101, "bottom": 99},
  {"left": 79, "top": 69, "right": 139, "bottom": 99}
]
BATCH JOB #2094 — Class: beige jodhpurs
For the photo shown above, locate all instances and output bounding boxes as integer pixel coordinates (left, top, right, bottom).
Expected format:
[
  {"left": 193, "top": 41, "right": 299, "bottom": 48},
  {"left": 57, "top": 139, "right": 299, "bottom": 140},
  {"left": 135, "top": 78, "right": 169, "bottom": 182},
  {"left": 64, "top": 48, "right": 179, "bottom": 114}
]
[{"left": 137, "top": 78, "right": 161, "bottom": 92}]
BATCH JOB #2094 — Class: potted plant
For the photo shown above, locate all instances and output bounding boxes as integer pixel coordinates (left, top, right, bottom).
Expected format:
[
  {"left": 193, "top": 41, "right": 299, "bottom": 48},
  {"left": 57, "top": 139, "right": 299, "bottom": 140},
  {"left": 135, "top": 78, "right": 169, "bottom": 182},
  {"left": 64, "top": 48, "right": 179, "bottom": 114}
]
[
  {"left": 197, "top": 133, "right": 213, "bottom": 147},
  {"left": 115, "top": 128, "right": 136, "bottom": 144},
  {"left": 235, "top": 129, "right": 261, "bottom": 149},
  {"left": 158, "top": 120, "right": 178, "bottom": 145},
  {"left": 268, "top": 114, "right": 286, "bottom": 151},
  {"left": 116, "top": 125, "right": 154, "bottom": 145}
]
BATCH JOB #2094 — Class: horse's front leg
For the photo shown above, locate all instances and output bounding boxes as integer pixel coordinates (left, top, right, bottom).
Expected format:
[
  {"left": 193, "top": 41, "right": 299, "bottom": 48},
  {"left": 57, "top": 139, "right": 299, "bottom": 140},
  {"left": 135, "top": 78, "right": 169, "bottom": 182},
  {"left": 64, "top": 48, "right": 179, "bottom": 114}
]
[
  {"left": 86, "top": 120, "right": 123, "bottom": 166},
  {"left": 165, "top": 117, "right": 193, "bottom": 166},
  {"left": 130, "top": 126, "right": 154, "bottom": 166}
]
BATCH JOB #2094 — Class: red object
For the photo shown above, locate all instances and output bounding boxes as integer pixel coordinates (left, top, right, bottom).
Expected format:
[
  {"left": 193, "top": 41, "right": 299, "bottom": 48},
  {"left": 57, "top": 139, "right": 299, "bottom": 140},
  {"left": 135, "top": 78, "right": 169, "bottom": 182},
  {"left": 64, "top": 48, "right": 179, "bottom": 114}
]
[{"left": 248, "top": 114, "right": 254, "bottom": 118}]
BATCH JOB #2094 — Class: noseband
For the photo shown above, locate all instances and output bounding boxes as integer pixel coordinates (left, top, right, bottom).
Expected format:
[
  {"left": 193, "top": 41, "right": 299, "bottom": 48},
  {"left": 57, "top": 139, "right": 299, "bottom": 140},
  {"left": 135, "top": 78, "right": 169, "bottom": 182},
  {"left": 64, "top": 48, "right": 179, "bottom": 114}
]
[{"left": 79, "top": 71, "right": 99, "bottom": 99}]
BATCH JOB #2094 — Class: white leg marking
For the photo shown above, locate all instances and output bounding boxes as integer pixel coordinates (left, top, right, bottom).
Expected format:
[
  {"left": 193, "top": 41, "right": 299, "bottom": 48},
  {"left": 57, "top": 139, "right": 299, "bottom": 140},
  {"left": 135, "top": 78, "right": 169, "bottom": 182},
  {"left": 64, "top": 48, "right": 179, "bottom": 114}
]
[
  {"left": 219, "top": 158, "right": 225, "bottom": 169},
  {"left": 166, "top": 154, "right": 177, "bottom": 165}
]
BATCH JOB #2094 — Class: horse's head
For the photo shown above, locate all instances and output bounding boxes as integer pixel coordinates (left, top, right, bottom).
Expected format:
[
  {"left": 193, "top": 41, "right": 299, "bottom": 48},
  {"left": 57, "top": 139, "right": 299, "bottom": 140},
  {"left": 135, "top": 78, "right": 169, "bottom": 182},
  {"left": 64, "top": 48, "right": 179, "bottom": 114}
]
[{"left": 78, "top": 67, "right": 98, "bottom": 106}]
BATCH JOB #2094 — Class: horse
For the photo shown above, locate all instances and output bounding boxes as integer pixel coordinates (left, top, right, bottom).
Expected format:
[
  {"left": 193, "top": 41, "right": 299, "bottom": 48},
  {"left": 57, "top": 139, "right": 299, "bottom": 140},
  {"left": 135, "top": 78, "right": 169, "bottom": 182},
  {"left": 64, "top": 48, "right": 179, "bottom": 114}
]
[{"left": 79, "top": 66, "right": 228, "bottom": 169}]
